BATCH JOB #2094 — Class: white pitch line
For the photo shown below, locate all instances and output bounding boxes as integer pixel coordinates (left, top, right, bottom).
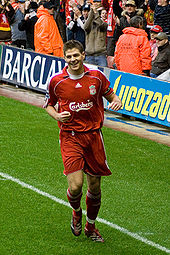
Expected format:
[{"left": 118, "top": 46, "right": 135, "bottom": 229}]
[{"left": 0, "top": 171, "right": 170, "bottom": 254}]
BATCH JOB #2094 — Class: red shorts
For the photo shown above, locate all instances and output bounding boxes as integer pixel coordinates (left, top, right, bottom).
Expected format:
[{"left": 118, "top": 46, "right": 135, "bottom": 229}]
[{"left": 59, "top": 129, "right": 112, "bottom": 176}]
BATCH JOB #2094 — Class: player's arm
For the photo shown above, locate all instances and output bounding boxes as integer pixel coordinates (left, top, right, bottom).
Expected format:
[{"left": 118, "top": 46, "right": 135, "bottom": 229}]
[
  {"left": 45, "top": 78, "right": 71, "bottom": 123},
  {"left": 104, "top": 92, "right": 122, "bottom": 111},
  {"left": 46, "top": 105, "right": 71, "bottom": 123}
]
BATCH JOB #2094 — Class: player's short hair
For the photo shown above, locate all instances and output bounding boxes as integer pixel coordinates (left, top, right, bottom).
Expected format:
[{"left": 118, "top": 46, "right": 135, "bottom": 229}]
[
  {"left": 63, "top": 40, "right": 84, "bottom": 55},
  {"left": 130, "top": 16, "right": 143, "bottom": 28}
]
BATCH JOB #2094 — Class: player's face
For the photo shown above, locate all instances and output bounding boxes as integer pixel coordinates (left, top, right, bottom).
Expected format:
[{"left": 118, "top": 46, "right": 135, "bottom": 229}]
[{"left": 64, "top": 48, "right": 85, "bottom": 75}]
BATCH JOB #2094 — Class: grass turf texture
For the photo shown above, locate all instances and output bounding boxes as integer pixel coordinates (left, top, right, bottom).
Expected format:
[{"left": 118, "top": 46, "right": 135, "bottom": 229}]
[{"left": 0, "top": 96, "right": 169, "bottom": 255}]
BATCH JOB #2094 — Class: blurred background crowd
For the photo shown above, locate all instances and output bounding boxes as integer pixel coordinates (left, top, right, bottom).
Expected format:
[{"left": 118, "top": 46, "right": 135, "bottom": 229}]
[{"left": 0, "top": 0, "right": 169, "bottom": 78}]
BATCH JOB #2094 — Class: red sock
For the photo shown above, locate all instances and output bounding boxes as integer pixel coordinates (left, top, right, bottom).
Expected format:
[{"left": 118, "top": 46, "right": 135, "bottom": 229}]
[
  {"left": 86, "top": 189, "right": 101, "bottom": 230},
  {"left": 67, "top": 188, "right": 82, "bottom": 215}
]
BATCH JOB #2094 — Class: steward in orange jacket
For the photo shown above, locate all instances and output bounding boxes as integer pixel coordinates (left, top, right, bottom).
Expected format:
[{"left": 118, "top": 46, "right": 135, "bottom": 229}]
[
  {"left": 114, "top": 16, "right": 151, "bottom": 75},
  {"left": 34, "top": 3, "right": 63, "bottom": 57}
]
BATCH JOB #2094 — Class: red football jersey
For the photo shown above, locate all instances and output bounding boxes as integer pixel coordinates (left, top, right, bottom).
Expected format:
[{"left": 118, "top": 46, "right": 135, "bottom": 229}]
[{"left": 46, "top": 65, "right": 114, "bottom": 132}]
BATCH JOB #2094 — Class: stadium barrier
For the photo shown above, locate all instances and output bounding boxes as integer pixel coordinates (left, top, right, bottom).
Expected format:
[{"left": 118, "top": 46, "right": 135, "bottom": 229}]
[{"left": 0, "top": 45, "right": 169, "bottom": 127}]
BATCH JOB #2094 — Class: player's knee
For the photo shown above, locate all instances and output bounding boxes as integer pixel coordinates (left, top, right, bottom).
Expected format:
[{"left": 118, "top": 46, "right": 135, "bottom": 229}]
[
  {"left": 69, "top": 182, "right": 83, "bottom": 196},
  {"left": 67, "top": 170, "right": 84, "bottom": 195},
  {"left": 87, "top": 175, "right": 101, "bottom": 194},
  {"left": 88, "top": 180, "right": 100, "bottom": 194}
]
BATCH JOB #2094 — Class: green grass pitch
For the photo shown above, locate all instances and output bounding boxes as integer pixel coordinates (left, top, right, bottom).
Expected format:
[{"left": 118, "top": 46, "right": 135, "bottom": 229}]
[{"left": 0, "top": 96, "right": 169, "bottom": 255}]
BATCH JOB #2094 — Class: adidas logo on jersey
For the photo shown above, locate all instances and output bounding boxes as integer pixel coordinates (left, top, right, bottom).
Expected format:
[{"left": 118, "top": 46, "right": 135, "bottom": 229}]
[{"left": 75, "top": 83, "right": 82, "bottom": 88}]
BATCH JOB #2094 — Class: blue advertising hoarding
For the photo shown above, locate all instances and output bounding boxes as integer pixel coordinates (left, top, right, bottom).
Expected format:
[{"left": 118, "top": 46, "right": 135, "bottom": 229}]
[
  {"left": 0, "top": 45, "right": 65, "bottom": 92},
  {"left": 108, "top": 70, "right": 170, "bottom": 127}
]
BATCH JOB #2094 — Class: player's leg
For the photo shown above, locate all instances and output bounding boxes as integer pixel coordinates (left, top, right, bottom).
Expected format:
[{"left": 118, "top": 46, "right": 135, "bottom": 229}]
[
  {"left": 85, "top": 174, "right": 104, "bottom": 242},
  {"left": 86, "top": 174, "right": 101, "bottom": 228},
  {"left": 60, "top": 130, "right": 85, "bottom": 236},
  {"left": 67, "top": 170, "right": 84, "bottom": 236}
]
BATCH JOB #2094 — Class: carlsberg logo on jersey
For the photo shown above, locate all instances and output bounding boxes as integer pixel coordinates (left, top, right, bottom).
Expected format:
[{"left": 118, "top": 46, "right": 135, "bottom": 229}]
[{"left": 69, "top": 100, "right": 93, "bottom": 112}]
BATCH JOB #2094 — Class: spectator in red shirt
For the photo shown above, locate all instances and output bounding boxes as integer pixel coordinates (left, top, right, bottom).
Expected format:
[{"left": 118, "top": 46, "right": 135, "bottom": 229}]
[{"left": 149, "top": 24, "right": 163, "bottom": 61}]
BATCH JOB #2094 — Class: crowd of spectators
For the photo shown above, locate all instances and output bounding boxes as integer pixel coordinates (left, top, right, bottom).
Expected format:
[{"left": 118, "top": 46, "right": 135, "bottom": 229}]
[{"left": 0, "top": 0, "right": 169, "bottom": 79}]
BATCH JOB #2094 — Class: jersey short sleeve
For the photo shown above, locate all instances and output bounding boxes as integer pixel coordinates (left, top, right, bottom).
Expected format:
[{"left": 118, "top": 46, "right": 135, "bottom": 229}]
[
  {"left": 94, "top": 69, "right": 114, "bottom": 97},
  {"left": 44, "top": 75, "right": 60, "bottom": 108}
]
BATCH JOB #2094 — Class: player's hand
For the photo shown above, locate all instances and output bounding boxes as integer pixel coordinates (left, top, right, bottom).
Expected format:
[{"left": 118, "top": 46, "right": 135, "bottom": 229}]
[
  {"left": 58, "top": 111, "right": 71, "bottom": 122},
  {"left": 108, "top": 95, "right": 122, "bottom": 111}
]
